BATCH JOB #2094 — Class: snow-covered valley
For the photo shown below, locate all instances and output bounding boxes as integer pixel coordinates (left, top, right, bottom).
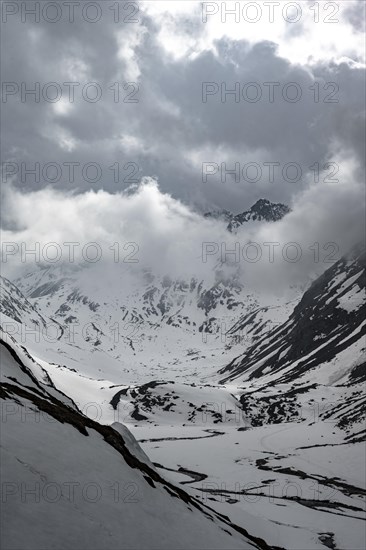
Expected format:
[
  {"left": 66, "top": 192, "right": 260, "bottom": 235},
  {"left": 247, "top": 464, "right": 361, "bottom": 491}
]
[{"left": 1, "top": 226, "right": 365, "bottom": 549}]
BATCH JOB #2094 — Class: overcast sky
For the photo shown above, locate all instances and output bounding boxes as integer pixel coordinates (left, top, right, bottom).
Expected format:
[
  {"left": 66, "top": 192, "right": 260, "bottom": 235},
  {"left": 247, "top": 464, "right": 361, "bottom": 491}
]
[{"left": 1, "top": 1, "right": 365, "bottom": 286}]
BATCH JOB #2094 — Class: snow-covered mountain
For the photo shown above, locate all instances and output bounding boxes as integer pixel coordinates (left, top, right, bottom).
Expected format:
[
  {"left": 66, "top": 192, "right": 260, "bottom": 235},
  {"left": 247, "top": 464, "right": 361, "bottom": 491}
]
[
  {"left": 1, "top": 241, "right": 364, "bottom": 436},
  {"left": 220, "top": 244, "right": 365, "bottom": 384},
  {"left": 0, "top": 261, "right": 296, "bottom": 388},
  {"left": 219, "top": 244, "right": 366, "bottom": 436}
]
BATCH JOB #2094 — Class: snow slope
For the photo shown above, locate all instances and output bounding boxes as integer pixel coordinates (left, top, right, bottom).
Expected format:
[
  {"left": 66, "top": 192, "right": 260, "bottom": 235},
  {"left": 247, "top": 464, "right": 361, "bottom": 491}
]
[{"left": 0, "top": 333, "right": 271, "bottom": 550}]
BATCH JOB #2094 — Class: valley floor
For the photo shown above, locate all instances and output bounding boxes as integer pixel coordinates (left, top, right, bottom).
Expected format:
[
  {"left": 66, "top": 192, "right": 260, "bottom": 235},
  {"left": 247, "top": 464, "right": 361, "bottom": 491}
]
[{"left": 131, "top": 421, "right": 366, "bottom": 550}]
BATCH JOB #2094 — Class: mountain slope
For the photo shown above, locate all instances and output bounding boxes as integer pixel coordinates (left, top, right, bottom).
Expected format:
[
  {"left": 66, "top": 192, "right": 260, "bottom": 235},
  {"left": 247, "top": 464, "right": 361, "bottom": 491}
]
[
  {"left": 0, "top": 332, "right": 274, "bottom": 550},
  {"left": 219, "top": 245, "right": 365, "bottom": 384},
  {"left": 0, "top": 275, "right": 48, "bottom": 328},
  {"left": 218, "top": 245, "right": 366, "bottom": 434}
]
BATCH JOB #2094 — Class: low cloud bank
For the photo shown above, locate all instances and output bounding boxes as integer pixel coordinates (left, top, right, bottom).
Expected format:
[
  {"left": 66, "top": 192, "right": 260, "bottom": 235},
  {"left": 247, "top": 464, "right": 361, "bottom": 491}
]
[{"left": 1, "top": 159, "right": 364, "bottom": 296}]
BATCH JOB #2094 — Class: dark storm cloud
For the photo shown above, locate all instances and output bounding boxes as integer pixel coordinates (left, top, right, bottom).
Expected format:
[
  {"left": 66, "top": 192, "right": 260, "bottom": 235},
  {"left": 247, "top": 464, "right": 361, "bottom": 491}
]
[{"left": 1, "top": 3, "right": 365, "bottom": 214}]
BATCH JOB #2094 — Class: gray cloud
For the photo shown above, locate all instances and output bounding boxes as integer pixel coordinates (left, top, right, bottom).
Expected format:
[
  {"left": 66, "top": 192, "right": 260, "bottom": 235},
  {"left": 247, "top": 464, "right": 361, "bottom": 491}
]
[{"left": 1, "top": 3, "right": 365, "bottom": 219}]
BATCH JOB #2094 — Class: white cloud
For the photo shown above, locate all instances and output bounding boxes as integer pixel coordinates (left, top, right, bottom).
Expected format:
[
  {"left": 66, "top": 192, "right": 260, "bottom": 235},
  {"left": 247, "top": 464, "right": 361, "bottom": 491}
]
[
  {"left": 142, "top": 1, "right": 365, "bottom": 66},
  {"left": 1, "top": 157, "right": 364, "bottom": 294}
]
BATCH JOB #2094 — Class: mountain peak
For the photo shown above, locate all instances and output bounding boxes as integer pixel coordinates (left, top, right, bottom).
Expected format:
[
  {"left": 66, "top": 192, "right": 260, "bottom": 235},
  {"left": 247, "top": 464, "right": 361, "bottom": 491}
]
[
  {"left": 204, "top": 198, "right": 290, "bottom": 231},
  {"left": 247, "top": 198, "right": 290, "bottom": 218},
  {"left": 228, "top": 199, "right": 290, "bottom": 231},
  {"left": 251, "top": 198, "right": 272, "bottom": 208}
]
